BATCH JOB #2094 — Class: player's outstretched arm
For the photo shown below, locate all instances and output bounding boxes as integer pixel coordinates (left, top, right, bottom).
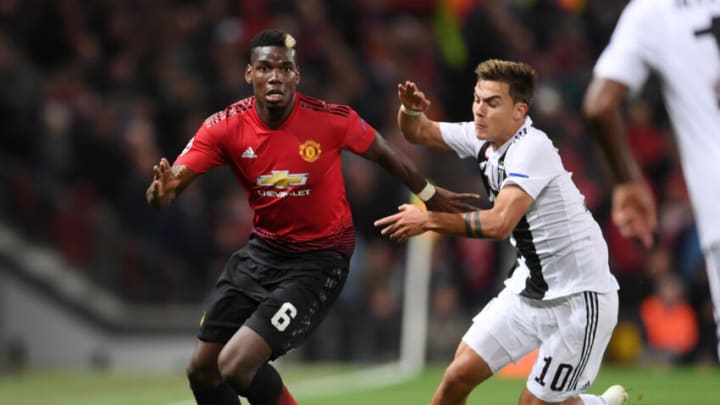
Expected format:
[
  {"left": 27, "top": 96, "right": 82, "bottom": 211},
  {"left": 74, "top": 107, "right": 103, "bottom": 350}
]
[
  {"left": 146, "top": 157, "right": 197, "bottom": 209},
  {"left": 361, "top": 133, "right": 479, "bottom": 213},
  {"left": 374, "top": 185, "right": 531, "bottom": 242},
  {"left": 396, "top": 81, "right": 449, "bottom": 150},
  {"left": 583, "top": 77, "right": 657, "bottom": 247}
]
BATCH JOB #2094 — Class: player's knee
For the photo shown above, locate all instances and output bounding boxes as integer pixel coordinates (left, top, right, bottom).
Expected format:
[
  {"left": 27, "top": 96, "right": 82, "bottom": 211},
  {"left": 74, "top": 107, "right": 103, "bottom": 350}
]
[
  {"left": 217, "top": 350, "right": 256, "bottom": 390},
  {"left": 186, "top": 358, "right": 221, "bottom": 389},
  {"left": 518, "top": 388, "right": 534, "bottom": 405},
  {"left": 440, "top": 361, "right": 475, "bottom": 395}
]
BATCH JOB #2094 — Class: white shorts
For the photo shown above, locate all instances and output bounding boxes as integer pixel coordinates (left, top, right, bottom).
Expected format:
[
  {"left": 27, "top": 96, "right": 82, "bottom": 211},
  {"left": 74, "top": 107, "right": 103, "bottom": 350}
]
[{"left": 462, "top": 288, "right": 618, "bottom": 402}]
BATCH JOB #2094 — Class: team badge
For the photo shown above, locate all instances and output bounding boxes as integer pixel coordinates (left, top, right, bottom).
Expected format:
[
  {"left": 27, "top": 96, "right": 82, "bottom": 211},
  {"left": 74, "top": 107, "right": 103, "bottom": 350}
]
[{"left": 299, "top": 140, "right": 322, "bottom": 162}]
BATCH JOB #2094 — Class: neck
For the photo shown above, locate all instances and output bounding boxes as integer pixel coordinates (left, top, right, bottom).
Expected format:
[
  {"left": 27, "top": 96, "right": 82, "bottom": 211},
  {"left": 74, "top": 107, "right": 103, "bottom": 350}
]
[
  {"left": 257, "top": 95, "right": 296, "bottom": 129},
  {"left": 491, "top": 119, "right": 525, "bottom": 149}
]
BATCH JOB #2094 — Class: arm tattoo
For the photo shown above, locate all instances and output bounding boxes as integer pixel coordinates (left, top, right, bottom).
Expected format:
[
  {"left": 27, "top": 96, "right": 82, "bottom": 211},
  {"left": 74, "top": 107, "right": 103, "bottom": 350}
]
[{"left": 463, "top": 211, "right": 484, "bottom": 238}]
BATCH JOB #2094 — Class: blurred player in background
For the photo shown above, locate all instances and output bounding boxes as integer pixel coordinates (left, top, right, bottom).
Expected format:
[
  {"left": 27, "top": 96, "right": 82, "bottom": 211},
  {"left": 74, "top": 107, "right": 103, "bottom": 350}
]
[
  {"left": 146, "top": 29, "right": 476, "bottom": 405},
  {"left": 375, "top": 59, "right": 627, "bottom": 405},
  {"left": 583, "top": 0, "right": 720, "bottom": 360}
]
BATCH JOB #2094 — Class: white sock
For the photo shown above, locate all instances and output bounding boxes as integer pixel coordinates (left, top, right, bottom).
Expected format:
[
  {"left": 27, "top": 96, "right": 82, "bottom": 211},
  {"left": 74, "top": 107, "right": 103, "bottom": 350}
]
[{"left": 578, "top": 394, "right": 606, "bottom": 405}]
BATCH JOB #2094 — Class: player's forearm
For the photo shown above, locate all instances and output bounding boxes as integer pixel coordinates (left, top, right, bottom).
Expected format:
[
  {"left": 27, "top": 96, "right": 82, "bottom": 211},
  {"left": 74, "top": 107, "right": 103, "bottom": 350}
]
[
  {"left": 586, "top": 109, "right": 642, "bottom": 183},
  {"left": 425, "top": 210, "right": 511, "bottom": 240},
  {"left": 363, "top": 134, "right": 427, "bottom": 195},
  {"left": 397, "top": 107, "right": 426, "bottom": 144},
  {"left": 380, "top": 150, "right": 428, "bottom": 196},
  {"left": 583, "top": 78, "right": 642, "bottom": 183}
]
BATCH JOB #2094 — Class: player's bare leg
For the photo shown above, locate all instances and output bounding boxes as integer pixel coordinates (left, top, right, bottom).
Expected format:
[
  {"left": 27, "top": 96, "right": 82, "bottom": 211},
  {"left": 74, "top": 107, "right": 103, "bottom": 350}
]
[
  {"left": 187, "top": 339, "right": 239, "bottom": 404},
  {"left": 219, "top": 325, "right": 297, "bottom": 405},
  {"left": 218, "top": 326, "right": 272, "bottom": 391},
  {"left": 430, "top": 342, "right": 493, "bottom": 405}
]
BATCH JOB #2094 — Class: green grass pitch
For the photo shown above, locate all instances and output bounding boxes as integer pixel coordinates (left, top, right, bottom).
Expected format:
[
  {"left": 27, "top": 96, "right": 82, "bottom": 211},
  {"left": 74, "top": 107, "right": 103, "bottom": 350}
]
[{"left": 1, "top": 364, "right": 718, "bottom": 404}]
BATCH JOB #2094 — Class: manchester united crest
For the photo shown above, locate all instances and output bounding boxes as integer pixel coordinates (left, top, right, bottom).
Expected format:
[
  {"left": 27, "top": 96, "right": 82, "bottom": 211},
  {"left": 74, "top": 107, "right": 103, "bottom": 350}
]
[{"left": 299, "top": 140, "right": 322, "bottom": 162}]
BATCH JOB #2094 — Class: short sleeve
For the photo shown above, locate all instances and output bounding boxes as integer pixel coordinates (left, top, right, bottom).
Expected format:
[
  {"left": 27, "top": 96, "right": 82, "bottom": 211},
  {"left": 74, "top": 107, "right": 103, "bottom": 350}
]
[
  {"left": 501, "top": 134, "right": 563, "bottom": 200},
  {"left": 593, "top": 0, "right": 659, "bottom": 94},
  {"left": 341, "top": 109, "right": 377, "bottom": 154},
  {"left": 439, "top": 121, "right": 482, "bottom": 159},
  {"left": 174, "top": 115, "right": 226, "bottom": 174}
]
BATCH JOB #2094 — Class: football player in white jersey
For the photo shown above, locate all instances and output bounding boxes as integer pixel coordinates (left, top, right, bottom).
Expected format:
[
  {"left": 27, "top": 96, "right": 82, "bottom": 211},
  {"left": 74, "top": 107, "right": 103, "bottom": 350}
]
[
  {"left": 584, "top": 0, "right": 720, "bottom": 360},
  {"left": 375, "top": 59, "right": 627, "bottom": 405}
]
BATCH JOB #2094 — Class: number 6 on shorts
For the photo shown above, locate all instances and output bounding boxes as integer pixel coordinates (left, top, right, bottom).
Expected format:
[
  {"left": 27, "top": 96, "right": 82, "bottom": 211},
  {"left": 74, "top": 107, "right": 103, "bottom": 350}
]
[{"left": 271, "top": 302, "right": 297, "bottom": 332}]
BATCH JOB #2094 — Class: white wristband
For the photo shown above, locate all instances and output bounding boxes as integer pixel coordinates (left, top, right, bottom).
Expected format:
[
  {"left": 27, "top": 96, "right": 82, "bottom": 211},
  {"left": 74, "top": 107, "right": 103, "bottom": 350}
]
[
  {"left": 400, "top": 104, "right": 422, "bottom": 117},
  {"left": 416, "top": 181, "right": 436, "bottom": 202}
]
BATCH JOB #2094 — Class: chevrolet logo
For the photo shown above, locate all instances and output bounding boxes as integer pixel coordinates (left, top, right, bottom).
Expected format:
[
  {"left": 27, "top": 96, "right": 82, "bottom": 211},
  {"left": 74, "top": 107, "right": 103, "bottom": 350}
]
[{"left": 257, "top": 170, "right": 308, "bottom": 189}]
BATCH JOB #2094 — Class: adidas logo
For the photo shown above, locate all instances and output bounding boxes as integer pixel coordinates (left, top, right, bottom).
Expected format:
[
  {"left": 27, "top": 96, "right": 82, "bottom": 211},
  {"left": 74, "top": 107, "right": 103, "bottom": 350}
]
[{"left": 242, "top": 147, "right": 258, "bottom": 159}]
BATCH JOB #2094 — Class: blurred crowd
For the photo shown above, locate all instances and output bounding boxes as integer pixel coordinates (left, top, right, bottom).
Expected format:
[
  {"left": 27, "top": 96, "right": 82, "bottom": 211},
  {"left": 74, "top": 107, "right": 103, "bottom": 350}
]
[{"left": 0, "top": 0, "right": 716, "bottom": 366}]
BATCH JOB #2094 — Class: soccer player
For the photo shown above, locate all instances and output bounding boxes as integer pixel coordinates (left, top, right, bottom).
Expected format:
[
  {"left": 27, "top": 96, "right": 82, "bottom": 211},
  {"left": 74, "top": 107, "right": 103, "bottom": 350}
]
[
  {"left": 146, "top": 29, "right": 476, "bottom": 405},
  {"left": 583, "top": 0, "right": 720, "bottom": 360},
  {"left": 375, "top": 60, "right": 627, "bottom": 405}
]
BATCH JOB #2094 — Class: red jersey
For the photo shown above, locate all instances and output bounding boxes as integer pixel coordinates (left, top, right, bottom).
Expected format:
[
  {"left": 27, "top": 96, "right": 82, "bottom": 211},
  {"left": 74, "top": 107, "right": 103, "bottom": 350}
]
[{"left": 174, "top": 93, "right": 376, "bottom": 257}]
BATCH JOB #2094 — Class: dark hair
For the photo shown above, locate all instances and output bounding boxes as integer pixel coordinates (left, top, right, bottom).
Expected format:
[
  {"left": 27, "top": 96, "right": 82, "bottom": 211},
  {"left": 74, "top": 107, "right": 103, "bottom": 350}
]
[
  {"left": 474, "top": 59, "right": 536, "bottom": 105},
  {"left": 250, "top": 29, "right": 296, "bottom": 50}
]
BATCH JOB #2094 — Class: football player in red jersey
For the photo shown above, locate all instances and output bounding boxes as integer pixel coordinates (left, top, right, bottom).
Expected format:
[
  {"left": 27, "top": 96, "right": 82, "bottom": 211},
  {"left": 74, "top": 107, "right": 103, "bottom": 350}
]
[{"left": 147, "top": 29, "right": 477, "bottom": 405}]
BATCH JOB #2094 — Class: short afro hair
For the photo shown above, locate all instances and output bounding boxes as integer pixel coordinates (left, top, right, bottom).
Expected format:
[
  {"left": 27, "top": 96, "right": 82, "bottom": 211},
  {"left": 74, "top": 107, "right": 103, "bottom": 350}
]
[{"left": 250, "top": 29, "right": 296, "bottom": 50}]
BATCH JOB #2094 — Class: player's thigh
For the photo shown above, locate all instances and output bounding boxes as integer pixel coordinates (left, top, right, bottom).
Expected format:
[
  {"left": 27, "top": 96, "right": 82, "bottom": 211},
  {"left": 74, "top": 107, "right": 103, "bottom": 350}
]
[
  {"left": 443, "top": 342, "right": 494, "bottom": 387},
  {"left": 526, "top": 291, "right": 618, "bottom": 403},
  {"left": 245, "top": 266, "right": 348, "bottom": 359},
  {"left": 462, "top": 288, "right": 540, "bottom": 374},
  {"left": 190, "top": 339, "right": 224, "bottom": 368}
]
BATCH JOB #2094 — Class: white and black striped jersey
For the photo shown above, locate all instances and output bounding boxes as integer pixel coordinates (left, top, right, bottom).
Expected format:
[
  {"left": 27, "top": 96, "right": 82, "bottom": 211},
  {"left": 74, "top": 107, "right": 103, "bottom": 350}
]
[
  {"left": 593, "top": 0, "right": 720, "bottom": 250},
  {"left": 440, "top": 117, "right": 619, "bottom": 300}
]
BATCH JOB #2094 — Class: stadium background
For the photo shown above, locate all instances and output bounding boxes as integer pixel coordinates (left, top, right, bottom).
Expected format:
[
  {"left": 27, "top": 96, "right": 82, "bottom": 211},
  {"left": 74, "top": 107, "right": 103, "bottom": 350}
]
[{"left": 0, "top": 0, "right": 717, "bottom": 392}]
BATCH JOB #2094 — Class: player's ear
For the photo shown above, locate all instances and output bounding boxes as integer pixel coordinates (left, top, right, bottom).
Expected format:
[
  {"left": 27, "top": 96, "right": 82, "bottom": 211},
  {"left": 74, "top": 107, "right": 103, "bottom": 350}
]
[
  {"left": 513, "top": 102, "right": 528, "bottom": 121},
  {"left": 245, "top": 65, "right": 253, "bottom": 85}
]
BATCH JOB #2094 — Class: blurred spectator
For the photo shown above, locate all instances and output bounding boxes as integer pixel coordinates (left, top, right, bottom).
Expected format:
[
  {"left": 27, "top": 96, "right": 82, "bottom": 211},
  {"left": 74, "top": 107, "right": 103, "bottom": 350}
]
[{"left": 640, "top": 271, "right": 699, "bottom": 365}]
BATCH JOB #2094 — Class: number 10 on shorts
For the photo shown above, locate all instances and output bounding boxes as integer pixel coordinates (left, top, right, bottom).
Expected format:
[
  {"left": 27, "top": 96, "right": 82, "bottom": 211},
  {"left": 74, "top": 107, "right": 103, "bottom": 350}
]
[{"left": 271, "top": 302, "right": 298, "bottom": 331}]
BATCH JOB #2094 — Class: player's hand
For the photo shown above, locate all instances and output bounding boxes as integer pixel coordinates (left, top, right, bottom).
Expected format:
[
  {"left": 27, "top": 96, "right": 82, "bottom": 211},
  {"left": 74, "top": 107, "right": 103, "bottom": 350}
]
[
  {"left": 611, "top": 180, "right": 657, "bottom": 248},
  {"left": 374, "top": 204, "right": 428, "bottom": 243},
  {"left": 398, "top": 81, "right": 431, "bottom": 112},
  {"left": 147, "top": 157, "right": 180, "bottom": 208},
  {"left": 425, "top": 186, "right": 481, "bottom": 213}
]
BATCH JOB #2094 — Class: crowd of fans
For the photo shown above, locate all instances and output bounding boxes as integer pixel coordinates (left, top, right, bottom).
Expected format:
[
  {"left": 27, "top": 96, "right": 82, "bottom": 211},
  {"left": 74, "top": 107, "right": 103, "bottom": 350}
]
[{"left": 0, "top": 0, "right": 715, "bottom": 365}]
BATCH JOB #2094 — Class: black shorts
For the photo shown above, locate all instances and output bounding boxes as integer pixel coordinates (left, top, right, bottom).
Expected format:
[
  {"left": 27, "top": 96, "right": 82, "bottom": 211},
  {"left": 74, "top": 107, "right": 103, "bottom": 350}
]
[{"left": 197, "top": 246, "right": 349, "bottom": 359}]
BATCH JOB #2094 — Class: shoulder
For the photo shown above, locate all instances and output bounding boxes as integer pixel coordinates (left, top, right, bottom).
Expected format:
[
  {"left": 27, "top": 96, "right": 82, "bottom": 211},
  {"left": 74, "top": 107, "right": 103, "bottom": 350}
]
[
  {"left": 202, "top": 97, "right": 254, "bottom": 130},
  {"left": 618, "top": 0, "right": 667, "bottom": 26},
  {"left": 297, "top": 94, "right": 355, "bottom": 119},
  {"left": 507, "top": 126, "right": 558, "bottom": 162},
  {"left": 513, "top": 126, "right": 554, "bottom": 152}
]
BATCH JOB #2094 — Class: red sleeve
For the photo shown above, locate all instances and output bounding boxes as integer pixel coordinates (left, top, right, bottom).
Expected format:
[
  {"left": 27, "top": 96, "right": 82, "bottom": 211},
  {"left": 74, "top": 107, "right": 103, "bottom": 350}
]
[
  {"left": 342, "top": 109, "right": 376, "bottom": 154},
  {"left": 174, "top": 115, "right": 226, "bottom": 174}
]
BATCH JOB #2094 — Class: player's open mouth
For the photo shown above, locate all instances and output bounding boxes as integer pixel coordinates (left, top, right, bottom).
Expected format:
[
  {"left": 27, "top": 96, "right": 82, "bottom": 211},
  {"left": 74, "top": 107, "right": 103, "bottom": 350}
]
[{"left": 267, "top": 90, "right": 283, "bottom": 102}]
